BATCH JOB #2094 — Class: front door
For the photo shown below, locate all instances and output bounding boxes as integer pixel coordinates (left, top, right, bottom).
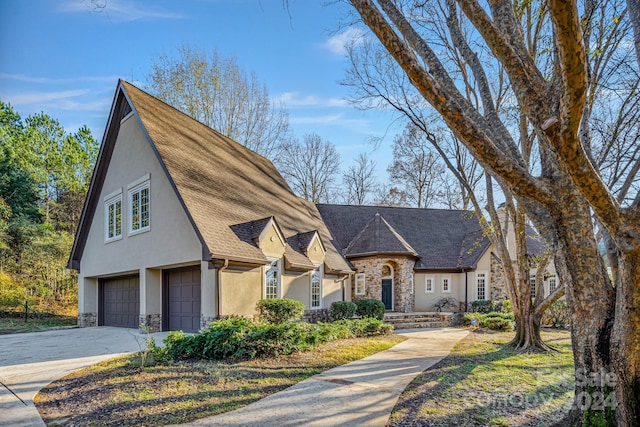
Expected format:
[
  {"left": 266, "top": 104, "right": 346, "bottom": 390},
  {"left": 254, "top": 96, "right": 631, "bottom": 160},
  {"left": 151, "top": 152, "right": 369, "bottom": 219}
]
[{"left": 382, "top": 279, "right": 393, "bottom": 310}]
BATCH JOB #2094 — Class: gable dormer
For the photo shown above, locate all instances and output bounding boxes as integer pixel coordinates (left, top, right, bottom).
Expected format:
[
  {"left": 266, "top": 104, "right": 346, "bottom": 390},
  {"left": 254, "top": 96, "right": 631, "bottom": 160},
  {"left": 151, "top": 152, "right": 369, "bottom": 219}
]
[
  {"left": 299, "top": 230, "right": 326, "bottom": 266},
  {"left": 253, "top": 217, "right": 286, "bottom": 259}
]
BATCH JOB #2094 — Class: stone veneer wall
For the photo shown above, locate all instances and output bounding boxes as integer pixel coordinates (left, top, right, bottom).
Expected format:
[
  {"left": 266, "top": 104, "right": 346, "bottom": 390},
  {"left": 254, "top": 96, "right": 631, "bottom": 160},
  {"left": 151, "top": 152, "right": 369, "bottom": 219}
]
[
  {"left": 302, "top": 308, "right": 331, "bottom": 323},
  {"left": 490, "top": 255, "right": 508, "bottom": 301},
  {"left": 140, "top": 314, "right": 162, "bottom": 332},
  {"left": 77, "top": 312, "right": 97, "bottom": 327},
  {"left": 201, "top": 314, "right": 217, "bottom": 330},
  {"left": 350, "top": 256, "right": 416, "bottom": 313}
]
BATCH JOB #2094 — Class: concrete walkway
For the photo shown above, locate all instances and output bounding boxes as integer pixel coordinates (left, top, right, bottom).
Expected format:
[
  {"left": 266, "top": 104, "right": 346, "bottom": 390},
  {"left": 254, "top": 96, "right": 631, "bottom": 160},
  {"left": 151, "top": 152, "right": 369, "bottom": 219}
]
[
  {"left": 170, "top": 328, "right": 469, "bottom": 427},
  {"left": 0, "top": 327, "right": 169, "bottom": 427}
]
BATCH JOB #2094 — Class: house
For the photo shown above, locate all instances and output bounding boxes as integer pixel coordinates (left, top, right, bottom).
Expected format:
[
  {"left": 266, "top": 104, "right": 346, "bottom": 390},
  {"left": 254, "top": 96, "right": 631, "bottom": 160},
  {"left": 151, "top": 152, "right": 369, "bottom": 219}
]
[{"left": 69, "top": 81, "right": 557, "bottom": 332}]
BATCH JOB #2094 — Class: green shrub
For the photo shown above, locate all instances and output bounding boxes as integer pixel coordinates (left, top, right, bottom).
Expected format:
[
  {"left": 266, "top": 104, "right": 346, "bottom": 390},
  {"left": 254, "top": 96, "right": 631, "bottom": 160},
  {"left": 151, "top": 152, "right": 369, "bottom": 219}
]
[
  {"left": 542, "top": 300, "right": 569, "bottom": 328},
  {"left": 470, "top": 300, "right": 496, "bottom": 313},
  {"left": 461, "top": 312, "right": 515, "bottom": 331},
  {"left": 497, "top": 299, "right": 512, "bottom": 313},
  {"left": 330, "top": 301, "right": 357, "bottom": 321},
  {"left": 256, "top": 298, "right": 305, "bottom": 324},
  {"left": 481, "top": 316, "right": 515, "bottom": 331},
  {"left": 354, "top": 298, "right": 385, "bottom": 320},
  {"left": 162, "top": 317, "right": 393, "bottom": 361},
  {"left": 346, "top": 318, "right": 393, "bottom": 336},
  {"left": 242, "top": 322, "right": 315, "bottom": 358},
  {"left": 462, "top": 312, "right": 485, "bottom": 327}
]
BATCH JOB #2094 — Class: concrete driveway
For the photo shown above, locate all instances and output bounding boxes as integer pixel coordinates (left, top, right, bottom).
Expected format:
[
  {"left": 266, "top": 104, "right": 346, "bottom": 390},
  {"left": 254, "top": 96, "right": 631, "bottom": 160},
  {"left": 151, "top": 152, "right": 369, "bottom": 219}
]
[{"left": 0, "top": 327, "right": 168, "bottom": 427}]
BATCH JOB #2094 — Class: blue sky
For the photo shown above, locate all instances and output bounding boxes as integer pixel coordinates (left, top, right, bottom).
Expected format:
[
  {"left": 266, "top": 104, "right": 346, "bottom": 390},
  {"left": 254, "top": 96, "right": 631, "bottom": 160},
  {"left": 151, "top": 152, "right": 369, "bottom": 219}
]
[{"left": 0, "top": 0, "right": 402, "bottom": 180}]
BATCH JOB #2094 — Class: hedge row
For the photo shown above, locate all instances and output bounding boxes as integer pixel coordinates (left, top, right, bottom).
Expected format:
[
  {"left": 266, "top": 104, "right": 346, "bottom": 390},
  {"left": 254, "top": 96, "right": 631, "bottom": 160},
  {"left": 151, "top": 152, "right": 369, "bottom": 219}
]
[{"left": 158, "top": 316, "right": 393, "bottom": 361}]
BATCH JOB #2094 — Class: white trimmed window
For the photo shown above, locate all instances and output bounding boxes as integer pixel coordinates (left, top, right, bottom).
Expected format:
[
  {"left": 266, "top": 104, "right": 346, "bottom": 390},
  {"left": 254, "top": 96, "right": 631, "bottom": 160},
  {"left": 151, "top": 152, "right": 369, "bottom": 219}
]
[
  {"left": 410, "top": 275, "right": 414, "bottom": 295},
  {"left": 265, "top": 260, "right": 280, "bottom": 299},
  {"left": 425, "top": 276, "right": 434, "bottom": 293},
  {"left": 310, "top": 267, "right": 322, "bottom": 308},
  {"left": 476, "top": 272, "right": 487, "bottom": 301},
  {"left": 442, "top": 276, "right": 451, "bottom": 293},
  {"left": 128, "top": 180, "right": 150, "bottom": 234},
  {"left": 355, "top": 273, "right": 366, "bottom": 295},
  {"left": 105, "top": 192, "right": 122, "bottom": 242},
  {"left": 549, "top": 276, "right": 557, "bottom": 292},
  {"left": 530, "top": 275, "right": 536, "bottom": 298}
]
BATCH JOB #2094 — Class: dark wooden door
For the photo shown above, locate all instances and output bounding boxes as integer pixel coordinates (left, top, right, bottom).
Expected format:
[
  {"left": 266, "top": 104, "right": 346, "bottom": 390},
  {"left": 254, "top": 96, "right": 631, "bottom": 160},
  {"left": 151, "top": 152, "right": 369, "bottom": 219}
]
[
  {"left": 382, "top": 279, "right": 393, "bottom": 310},
  {"left": 164, "top": 266, "right": 201, "bottom": 333}
]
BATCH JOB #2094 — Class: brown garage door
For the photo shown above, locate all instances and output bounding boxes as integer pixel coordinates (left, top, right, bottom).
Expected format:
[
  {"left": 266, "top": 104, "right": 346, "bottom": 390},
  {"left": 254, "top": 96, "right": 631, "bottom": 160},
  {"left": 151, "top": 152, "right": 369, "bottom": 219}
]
[
  {"left": 99, "top": 275, "right": 140, "bottom": 328},
  {"left": 164, "top": 266, "right": 201, "bottom": 333}
]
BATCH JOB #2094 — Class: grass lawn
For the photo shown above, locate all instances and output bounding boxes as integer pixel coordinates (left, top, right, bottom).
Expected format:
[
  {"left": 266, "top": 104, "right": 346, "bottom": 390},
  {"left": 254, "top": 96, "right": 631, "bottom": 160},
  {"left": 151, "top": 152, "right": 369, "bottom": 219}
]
[
  {"left": 0, "top": 313, "right": 77, "bottom": 334},
  {"left": 388, "top": 329, "right": 574, "bottom": 427},
  {"left": 35, "top": 334, "right": 406, "bottom": 426}
]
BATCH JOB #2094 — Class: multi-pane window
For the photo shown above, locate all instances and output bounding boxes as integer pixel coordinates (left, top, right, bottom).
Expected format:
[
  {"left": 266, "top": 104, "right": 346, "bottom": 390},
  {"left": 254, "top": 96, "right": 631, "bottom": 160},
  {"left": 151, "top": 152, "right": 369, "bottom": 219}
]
[
  {"left": 549, "top": 276, "right": 557, "bottom": 292},
  {"left": 105, "top": 195, "right": 122, "bottom": 241},
  {"left": 442, "top": 276, "right": 451, "bottom": 293},
  {"left": 129, "top": 182, "right": 150, "bottom": 233},
  {"left": 425, "top": 277, "right": 434, "bottom": 293},
  {"left": 530, "top": 275, "right": 536, "bottom": 299},
  {"left": 265, "top": 260, "right": 280, "bottom": 299},
  {"left": 311, "top": 268, "right": 322, "bottom": 308},
  {"left": 477, "top": 272, "right": 486, "bottom": 300},
  {"left": 355, "top": 273, "right": 366, "bottom": 295}
]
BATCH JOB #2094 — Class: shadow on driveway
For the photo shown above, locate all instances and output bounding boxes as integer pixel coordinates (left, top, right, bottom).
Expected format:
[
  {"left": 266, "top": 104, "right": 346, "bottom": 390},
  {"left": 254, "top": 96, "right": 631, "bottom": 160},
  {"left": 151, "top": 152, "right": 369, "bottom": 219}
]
[{"left": 0, "top": 327, "right": 168, "bottom": 427}]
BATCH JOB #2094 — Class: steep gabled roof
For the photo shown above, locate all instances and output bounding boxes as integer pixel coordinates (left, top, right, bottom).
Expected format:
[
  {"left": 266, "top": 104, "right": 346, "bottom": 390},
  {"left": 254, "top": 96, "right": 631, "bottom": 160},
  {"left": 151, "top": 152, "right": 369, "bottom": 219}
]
[
  {"left": 345, "top": 213, "right": 418, "bottom": 258},
  {"left": 317, "top": 204, "right": 491, "bottom": 270},
  {"left": 69, "top": 80, "right": 351, "bottom": 273}
]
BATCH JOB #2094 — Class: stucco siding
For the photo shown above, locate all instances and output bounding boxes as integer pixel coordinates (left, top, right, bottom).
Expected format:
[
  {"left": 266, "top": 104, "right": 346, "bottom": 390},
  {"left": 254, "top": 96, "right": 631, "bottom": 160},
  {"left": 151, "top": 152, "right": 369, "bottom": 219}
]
[
  {"left": 322, "top": 275, "right": 343, "bottom": 307},
  {"left": 306, "top": 236, "right": 325, "bottom": 265},
  {"left": 414, "top": 272, "right": 466, "bottom": 311},
  {"left": 219, "top": 268, "right": 261, "bottom": 317},
  {"left": 79, "top": 113, "right": 202, "bottom": 278},
  {"left": 282, "top": 272, "right": 310, "bottom": 306},
  {"left": 259, "top": 224, "right": 286, "bottom": 259}
]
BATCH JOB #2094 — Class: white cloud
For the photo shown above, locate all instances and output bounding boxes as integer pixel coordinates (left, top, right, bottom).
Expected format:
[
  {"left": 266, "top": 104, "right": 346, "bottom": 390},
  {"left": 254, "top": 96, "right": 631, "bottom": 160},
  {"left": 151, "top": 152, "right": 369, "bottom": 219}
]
[
  {"left": 58, "top": 0, "right": 184, "bottom": 22},
  {"left": 6, "top": 89, "right": 90, "bottom": 105},
  {"left": 275, "top": 91, "right": 347, "bottom": 108},
  {"left": 2, "top": 89, "right": 111, "bottom": 112},
  {"left": 0, "top": 73, "right": 119, "bottom": 85},
  {"left": 321, "top": 27, "right": 366, "bottom": 56},
  {"left": 290, "top": 113, "right": 368, "bottom": 128}
]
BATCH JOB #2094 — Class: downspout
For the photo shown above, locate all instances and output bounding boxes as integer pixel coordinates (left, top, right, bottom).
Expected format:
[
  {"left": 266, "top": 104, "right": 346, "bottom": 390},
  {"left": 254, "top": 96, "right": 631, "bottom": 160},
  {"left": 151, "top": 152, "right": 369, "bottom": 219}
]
[
  {"left": 216, "top": 259, "right": 229, "bottom": 319},
  {"left": 341, "top": 273, "right": 352, "bottom": 301},
  {"left": 464, "top": 269, "right": 468, "bottom": 312}
]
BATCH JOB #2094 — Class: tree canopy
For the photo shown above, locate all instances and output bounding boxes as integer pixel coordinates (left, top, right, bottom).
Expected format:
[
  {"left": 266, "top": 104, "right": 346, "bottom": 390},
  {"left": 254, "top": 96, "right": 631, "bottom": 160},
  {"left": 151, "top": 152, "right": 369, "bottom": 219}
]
[{"left": 347, "top": 0, "right": 639, "bottom": 424}]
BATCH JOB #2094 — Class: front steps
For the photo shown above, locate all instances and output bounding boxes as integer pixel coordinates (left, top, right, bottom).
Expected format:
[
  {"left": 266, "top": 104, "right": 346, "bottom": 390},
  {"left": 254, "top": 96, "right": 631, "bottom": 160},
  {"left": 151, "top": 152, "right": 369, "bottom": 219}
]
[{"left": 384, "top": 312, "right": 453, "bottom": 329}]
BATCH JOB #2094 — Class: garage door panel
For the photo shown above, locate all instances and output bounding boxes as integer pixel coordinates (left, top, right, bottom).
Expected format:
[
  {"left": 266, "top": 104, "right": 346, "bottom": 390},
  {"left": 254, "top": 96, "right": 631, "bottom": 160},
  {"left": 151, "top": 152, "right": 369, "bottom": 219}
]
[
  {"left": 100, "top": 275, "right": 140, "bottom": 328},
  {"left": 164, "top": 266, "right": 201, "bottom": 333}
]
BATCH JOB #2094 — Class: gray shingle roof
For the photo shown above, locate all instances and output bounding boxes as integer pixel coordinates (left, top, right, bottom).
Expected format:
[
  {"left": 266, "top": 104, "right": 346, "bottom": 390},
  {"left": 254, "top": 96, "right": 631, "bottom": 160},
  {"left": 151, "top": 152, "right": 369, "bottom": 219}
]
[
  {"left": 316, "top": 204, "right": 490, "bottom": 270},
  {"left": 69, "top": 81, "right": 352, "bottom": 274},
  {"left": 345, "top": 213, "right": 418, "bottom": 257}
]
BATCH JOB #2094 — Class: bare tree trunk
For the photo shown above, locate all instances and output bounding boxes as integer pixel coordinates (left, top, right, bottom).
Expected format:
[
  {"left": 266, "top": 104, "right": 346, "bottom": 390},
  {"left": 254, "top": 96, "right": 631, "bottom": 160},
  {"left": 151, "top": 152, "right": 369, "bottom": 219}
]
[
  {"left": 610, "top": 243, "right": 640, "bottom": 426},
  {"left": 553, "top": 195, "right": 617, "bottom": 425}
]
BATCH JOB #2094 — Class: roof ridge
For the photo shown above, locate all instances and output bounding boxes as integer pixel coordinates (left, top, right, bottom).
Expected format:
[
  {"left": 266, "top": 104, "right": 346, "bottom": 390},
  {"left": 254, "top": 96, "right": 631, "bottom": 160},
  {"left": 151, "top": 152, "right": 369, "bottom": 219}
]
[
  {"left": 377, "top": 215, "right": 418, "bottom": 256},
  {"left": 119, "top": 80, "right": 276, "bottom": 165}
]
